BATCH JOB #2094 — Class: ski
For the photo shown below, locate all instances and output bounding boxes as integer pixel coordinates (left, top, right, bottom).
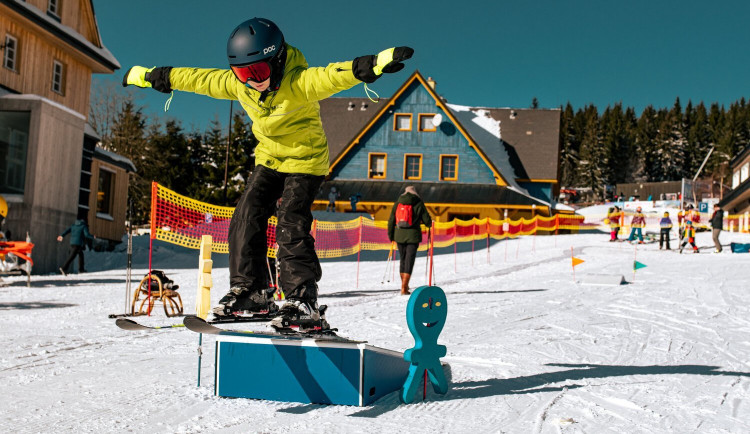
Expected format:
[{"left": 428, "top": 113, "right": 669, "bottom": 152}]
[
  {"left": 183, "top": 315, "right": 365, "bottom": 343},
  {"left": 115, "top": 318, "right": 186, "bottom": 331},
  {"left": 114, "top": 313, "right": 273, "bottom": 331}
]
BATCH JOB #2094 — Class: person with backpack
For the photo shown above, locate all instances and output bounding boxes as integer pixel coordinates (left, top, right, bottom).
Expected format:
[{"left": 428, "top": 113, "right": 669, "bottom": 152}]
[
  {"left": 123, "top": 17, "right": 414, "bottom": 329},
  {"left": 387, "top": 186, "right": 432, "bottom": 295}
]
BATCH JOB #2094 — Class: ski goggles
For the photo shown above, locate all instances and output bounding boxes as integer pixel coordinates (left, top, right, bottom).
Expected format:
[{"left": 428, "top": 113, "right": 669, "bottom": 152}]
[{"left": 231, "top": 61, "right": 272, "bottom": 84}]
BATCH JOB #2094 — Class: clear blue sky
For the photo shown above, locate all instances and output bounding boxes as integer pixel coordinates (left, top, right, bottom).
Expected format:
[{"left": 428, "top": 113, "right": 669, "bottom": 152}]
[{"left": 92, "top": 0, "right": 750, "bottom": 131}]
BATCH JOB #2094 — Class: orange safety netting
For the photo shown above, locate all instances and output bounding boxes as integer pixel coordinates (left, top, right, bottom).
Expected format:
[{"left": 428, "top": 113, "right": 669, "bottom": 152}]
[{"left": 154, "top": 183, "right": 750, "bottom": 259}]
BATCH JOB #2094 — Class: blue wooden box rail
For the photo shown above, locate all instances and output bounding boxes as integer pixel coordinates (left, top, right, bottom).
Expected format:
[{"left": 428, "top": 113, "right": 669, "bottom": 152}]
[{"left": 215, "top": 334, "right": 409, "bottom": 406}]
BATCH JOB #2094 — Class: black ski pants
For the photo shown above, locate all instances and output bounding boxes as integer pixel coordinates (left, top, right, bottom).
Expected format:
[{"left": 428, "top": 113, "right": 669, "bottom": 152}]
[
  {"left": 397, "top": 242, "right": 419, "bottom": 274},
  {"left": 659, "top": 228, "right": 671, "bottom": 249},
  {"left": 61, "top": 245, "right": 85, "bottom": 273},
  {"left": 229, "top": 165, "right": 324, "bottom": 301}
]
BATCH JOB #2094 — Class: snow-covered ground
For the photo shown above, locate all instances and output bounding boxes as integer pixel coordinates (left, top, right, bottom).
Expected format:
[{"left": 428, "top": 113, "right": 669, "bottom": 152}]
[{"left": 1, "top": 231, "right": 749, "bottom": 433}]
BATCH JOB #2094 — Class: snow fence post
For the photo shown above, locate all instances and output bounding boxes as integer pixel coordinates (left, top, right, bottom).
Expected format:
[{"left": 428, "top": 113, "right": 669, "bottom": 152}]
[{"left": 196, "top": 235, "right": 213, "bottom": 388}]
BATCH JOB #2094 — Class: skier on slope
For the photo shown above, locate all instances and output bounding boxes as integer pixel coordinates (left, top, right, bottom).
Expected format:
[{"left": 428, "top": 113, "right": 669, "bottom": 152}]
[{"left": 123, "top": 17, "right": 413, "bottom": 330}]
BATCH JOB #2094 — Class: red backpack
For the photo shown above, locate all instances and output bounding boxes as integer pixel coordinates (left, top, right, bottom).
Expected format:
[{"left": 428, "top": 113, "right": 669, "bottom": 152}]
[{"left": 395, "top": 203, "right": 413, "bottom": 228}]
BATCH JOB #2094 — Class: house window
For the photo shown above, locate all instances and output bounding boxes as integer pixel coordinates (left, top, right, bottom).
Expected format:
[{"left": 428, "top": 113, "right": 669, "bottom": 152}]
[
  {"left": 733, "top": 169, "right": 741, "bottom": 189},
  {"left": 404, "top": 154, "right": 422, "bottom": 180},
  {"left": 52, "top": 60, "right": 65, "bottom": 94},
  {"left": 394, "top": 113, "right": 412, "bottom": 131},
  {"left": 418, "top": 114, "right": 437, "bottom": 132},
  {"left": 741, "top": 162, "right": 749, "bottom": 184},
  {"left": 368, "top": 153, "right": 386, "bottom": 179},
  {"left": 96, "top": 168, "right": 114, "bottom": 216},
  {"left": 3, "top": 35, "right": 18, "bottom": 71},
  {"left": 48, "top": 0, "right": 61, "bottom": 19},
  {"left": 440, "top": 155, "right": 458, "bottom": 181},
  {"left": 0, "top": 111, "right": 31, "bottom": 195}
]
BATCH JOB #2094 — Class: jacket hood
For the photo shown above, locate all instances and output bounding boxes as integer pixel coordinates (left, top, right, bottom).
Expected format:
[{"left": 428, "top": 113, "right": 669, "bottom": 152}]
[
  {"left": 397, "top": 192, "right": 421, "bottom": 205},
  {"left": 283, "top": 44, "right": 308, "bottom": 74}
]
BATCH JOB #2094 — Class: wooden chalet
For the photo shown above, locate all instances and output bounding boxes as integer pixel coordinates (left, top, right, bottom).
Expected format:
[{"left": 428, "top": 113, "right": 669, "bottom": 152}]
[
  {"left": 0, "top": 0, "right": 122, "bottom": 273},
  {"left": 316, "top": 71, "right": 562, "bottom": 222},
  {"left": 720, "top": 144, "right": 750, "bottom": 214}
]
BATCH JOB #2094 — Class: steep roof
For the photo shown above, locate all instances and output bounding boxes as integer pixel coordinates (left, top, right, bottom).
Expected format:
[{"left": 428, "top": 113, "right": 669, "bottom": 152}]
[
  {"left": 319, "top": 97, "right": 386, "bottom": 166},
  {"left": 1, "top": 0, "right": 120, "bottom": 72},
  {"left": 486, "top": 108, "right": 561, "bottom": 181},
  {"left": 317, "top": 180, "right": 549, "bottom": 209}
]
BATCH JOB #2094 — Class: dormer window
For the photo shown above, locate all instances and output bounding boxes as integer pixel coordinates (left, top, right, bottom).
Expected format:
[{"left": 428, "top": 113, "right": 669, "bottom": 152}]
[
  {"left": 48, "top": 0, "right": 61, "bottom": 21},
  {"left": 3, "top": 35, "right": 18, "bottom": 71}
]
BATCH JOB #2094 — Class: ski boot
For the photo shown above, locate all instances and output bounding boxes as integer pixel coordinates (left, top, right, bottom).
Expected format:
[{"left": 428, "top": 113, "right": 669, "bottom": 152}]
[
  {"left": 212, "top": 286, "right": 278, "bottom": 317},
  {"left": 270, "top": 299, "right": 330, "bottom": 332}
]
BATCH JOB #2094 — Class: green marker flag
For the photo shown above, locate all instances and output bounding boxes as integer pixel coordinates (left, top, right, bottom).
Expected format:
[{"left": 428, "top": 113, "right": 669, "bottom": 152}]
[{"left": 634, "top": 261, "right": 647, "bottom": 271}]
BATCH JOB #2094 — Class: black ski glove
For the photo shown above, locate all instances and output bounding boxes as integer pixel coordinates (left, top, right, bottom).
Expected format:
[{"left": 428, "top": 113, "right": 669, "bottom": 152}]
[
  {"left": 353, "top": 47, "right": 414, "bottom": 83},
  {"left": 122, "top": 66, "right": 173, "bottom": 93}
]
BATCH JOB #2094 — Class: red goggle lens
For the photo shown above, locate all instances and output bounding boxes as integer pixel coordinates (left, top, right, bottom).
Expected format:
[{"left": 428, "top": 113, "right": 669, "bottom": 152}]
[{"left": 231, "top": 62, "right": 271, "bottom": 83}]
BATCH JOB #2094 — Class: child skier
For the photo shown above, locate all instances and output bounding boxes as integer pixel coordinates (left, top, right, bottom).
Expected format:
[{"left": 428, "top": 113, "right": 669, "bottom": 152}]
[
  {"left": 679, "top": 205, "right": 699, "bottom": 253},
  {"left": 627, "top": 206, "right": 645, "bottom": 244},
  {"left": 659, "top": 211, "right": 673, "bottom": 250},
  {"left": 123, "top": 18, "right": 413, "bottom": 330},
  {"left": 607, "top": 206, "right": 621, "bottom": 242}
]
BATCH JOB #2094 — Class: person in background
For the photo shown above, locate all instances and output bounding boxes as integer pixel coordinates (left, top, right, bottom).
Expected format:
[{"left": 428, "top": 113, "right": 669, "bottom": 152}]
[
  {"left": 607, "top": 206, "right": 621, "bottom": 242},
  {"left": 628, "top": 206, "right": 645, "bottom": 244},
  {"left": 659, "top": 211, "right": 673, "bottom": 250},
  {"left": 710, "top": 203, "right": 724, "bottom": 253},
  {"left": 349, "top": 193, "right": 362, "bottom": 212},
  {"left": 326, "top": 187, "right": 339, "bottom": 212},
  {"left": 679, "top": 205, "right": 699, "bottom": 253},
  {"left": 387, "top": 186, "right": 432, "bottom": 295},
  {"left": 57, "top": 217, "right": 93, "bottom": 275}
]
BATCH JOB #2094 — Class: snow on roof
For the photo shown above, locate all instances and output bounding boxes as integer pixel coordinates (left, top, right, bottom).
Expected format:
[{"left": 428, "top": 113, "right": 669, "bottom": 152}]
[
  {"left": 1, "top": 94, "right": 85, "bottom": 120},
  {"left": 446, "top": 103, "right": 550, "bottom": 208},
  {"left": 9, "top": 0, "right": 120, "bottom": 70},
  {"left": 95, "top": 146, "right": 136, "bottom": 172}
]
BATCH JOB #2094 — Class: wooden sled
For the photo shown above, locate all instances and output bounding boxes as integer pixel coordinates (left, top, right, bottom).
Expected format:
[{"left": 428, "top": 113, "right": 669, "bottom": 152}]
[{"left": 131, "top": 273, "right": 183, "bottom": 317}]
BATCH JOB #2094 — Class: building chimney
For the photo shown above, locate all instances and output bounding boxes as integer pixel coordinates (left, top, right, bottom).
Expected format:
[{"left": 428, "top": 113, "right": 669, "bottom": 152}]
[{"left": 427, "top": 77, "right": 436, "bottom": 90}]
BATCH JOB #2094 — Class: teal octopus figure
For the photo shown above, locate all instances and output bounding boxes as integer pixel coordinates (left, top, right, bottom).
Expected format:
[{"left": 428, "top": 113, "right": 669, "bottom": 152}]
[{"left": 400, "top": 285, "right": 449, "bottom": 403}]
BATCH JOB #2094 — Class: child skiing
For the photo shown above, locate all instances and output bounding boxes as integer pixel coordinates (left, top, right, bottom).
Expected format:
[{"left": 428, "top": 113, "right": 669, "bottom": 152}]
[
  {"left": 627, "top": 206, "right": 645, "bottom": 244},
  {"left": 659, "top": 211, "right": 673, "bottom": 250},
  {"left": 607, "top": 206, "right": 621, "bottom": 242},
  {"left": 679, "top": 205, "right": 699, "bottom": 253},
  {"left": 123, "top": 17, "right": 413, "bottom": 330}
]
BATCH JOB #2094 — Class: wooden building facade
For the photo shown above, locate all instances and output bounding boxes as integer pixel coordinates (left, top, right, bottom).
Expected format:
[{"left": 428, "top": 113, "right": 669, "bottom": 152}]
[
  {"left": 315, "top": 71, "right": 562, "bottom": 222},
  {"left": 0, "top": 0, "right": 121, "bottom": 273}
]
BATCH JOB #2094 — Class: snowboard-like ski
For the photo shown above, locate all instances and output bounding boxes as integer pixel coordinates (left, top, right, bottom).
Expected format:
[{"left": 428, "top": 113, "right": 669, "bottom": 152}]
[
  {"left": 114, "top": 312, "right": 274, "bottom": 331},
  {"left": 115, "top": 318, "right": 186, "bottom": 331},
  {"left": 183, "top": 315, "right": 364, "bottom": 343}
]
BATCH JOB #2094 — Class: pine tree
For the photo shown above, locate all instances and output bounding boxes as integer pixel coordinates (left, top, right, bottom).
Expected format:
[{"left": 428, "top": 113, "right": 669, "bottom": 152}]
[
  {"left": 559, "top": 103, "right": 579, "bottom": 187},
  {"left": 634, "top": 105, "right": 659, "bottom": 182},
  {"left": 576, "top": 105, "right": 607, "bottom": 198}
]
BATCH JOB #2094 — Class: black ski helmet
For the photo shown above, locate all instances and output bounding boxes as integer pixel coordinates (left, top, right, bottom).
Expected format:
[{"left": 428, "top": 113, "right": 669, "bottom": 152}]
[{"left": 227, "top": 18, "right": 287, "bottom": 90}]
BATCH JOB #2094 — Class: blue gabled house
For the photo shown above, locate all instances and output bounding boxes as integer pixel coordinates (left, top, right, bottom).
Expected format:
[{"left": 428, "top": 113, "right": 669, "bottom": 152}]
[{"left": 314, "top": 71, "right": 562, "bottom": 222}]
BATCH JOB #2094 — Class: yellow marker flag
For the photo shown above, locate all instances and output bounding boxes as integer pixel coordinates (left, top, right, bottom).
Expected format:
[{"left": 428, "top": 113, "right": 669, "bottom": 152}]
[{"left": 572, "top": 257, "right": 584, "bottom": 267}]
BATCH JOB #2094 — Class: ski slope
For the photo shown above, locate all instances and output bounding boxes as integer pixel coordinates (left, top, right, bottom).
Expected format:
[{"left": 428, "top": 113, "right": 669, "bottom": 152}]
[{"left": 1, "top": 231, "right": 749, "bottom": 433}]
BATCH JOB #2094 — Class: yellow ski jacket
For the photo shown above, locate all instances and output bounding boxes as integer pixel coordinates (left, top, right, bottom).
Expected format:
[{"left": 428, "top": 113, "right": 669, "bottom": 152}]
[{"left": 168, "top": 44, "right": 361, "bottom": 176}]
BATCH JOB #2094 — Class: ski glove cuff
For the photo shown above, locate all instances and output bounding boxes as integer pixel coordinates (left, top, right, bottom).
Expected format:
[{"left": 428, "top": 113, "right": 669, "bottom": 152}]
[
  {"left": 122, "top": 66, "right": 173, "bottom": 93},
  {"left": 353, "top": 47, "right": 414, "bottom": 83}
]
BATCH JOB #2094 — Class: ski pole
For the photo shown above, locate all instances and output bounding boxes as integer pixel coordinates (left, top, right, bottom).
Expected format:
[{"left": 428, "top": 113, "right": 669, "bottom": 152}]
[
  {"left": 381, "top": 243, "right": 394, "bottom": 284},
  {"left": 197, "top": 333, "right": 202, "bottom": 387}
]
